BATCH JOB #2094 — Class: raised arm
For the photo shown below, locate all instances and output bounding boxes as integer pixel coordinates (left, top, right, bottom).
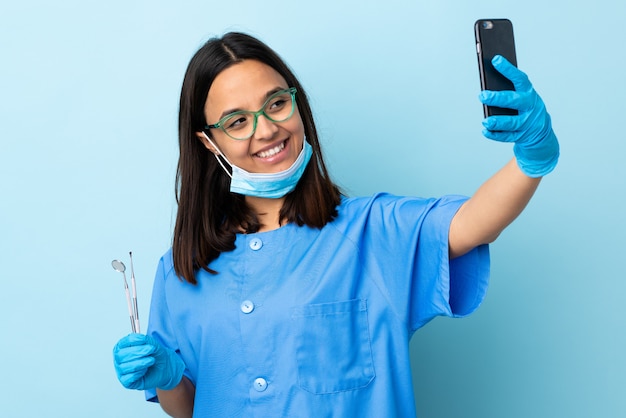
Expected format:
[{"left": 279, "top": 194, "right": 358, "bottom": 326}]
[{"left": 449, "top": 55, "right": 559, "bottom": 258}]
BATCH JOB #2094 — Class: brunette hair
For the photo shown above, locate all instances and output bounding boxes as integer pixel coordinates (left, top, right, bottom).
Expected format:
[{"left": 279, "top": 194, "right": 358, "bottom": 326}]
[{"left": 173, "top": 32, "right": 341, "bottom": 284}]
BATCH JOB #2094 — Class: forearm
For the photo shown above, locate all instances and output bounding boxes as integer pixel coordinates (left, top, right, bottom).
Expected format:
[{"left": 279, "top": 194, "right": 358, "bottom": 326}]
[
  {"left": 449, "top": 158, "right": 541, "bottom": 258},
  {"left": 156, "top": 376, "right": 196, "bottom": 418}
]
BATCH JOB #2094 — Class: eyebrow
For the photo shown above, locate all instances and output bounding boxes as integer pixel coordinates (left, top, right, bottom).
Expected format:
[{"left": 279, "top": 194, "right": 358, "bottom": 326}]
[{"left": 217, "top": 87, "right": 287, "bottom": 120}]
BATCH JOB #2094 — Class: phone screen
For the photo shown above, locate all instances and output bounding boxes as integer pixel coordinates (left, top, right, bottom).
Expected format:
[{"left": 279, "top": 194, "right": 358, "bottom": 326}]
[{"left": 475, "top": 19, "right": 518, "bottom": 116}]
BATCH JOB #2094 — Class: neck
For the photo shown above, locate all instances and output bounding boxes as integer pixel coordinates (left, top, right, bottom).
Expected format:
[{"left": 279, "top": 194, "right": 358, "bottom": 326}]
[{"left": 245, "top": 196, "right": 286, "bottom": 232}]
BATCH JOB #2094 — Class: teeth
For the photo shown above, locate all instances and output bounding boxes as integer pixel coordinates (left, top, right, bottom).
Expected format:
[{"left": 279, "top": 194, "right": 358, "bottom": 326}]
[{"left": 256, "top": 141, "right": 285, "bottom": 158}]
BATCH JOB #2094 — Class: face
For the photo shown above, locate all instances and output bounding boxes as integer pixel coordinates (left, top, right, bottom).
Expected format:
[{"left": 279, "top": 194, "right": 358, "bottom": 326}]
[{"left": 197, "top": 59, "right": 305, "bottom": 174}]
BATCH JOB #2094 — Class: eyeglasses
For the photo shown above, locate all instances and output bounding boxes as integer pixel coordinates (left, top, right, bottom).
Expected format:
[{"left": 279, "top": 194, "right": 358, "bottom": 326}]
[{"left": 204, "top": 87, "right": 298, "bottom": 140}]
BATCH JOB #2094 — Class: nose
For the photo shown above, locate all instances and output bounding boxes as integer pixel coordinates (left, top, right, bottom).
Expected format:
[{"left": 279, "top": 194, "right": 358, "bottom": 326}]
[{"left": 253, "top": 113, "right": 279, "bottom": 140}]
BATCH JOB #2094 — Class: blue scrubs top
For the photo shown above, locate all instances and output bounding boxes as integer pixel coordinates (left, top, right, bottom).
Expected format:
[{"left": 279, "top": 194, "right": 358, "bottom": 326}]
[{"left": 146, "top": 193, "right": 489, "bottom": 417}]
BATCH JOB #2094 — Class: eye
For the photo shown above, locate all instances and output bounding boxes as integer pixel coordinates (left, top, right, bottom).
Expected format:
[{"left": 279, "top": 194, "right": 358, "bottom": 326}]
[
  {"left": 266, "top": 95, "right": 289, "bottom": 113},
  {"left": 269, "top": 99, "right": 286, "bottom": 110},
  {"left": 224, "top": 114, "right": 250, "bottom": 131}
]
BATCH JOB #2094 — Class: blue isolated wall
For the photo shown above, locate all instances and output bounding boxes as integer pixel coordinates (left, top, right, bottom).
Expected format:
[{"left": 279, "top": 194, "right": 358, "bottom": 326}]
[{"left": 1, "top": 1, "right": 624, "bottom": 417}]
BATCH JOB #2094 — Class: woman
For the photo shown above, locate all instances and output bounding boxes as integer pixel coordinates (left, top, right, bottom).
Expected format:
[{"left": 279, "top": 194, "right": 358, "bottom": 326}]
[{"left": 113, "top": 32, "right": 559, "bottom": 417}]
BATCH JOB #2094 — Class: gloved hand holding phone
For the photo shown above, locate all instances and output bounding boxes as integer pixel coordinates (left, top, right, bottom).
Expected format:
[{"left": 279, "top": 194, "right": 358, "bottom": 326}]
[
  {"left": 479, "top": 55, "right": 560, "bottom": 177},
  {"left": 113, "top": 333, "right": 185, "bottom": 391}
]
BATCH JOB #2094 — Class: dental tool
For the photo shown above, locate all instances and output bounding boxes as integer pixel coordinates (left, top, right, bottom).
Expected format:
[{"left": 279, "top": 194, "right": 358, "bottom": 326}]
[
  {"left": 111, "top": 258, "right": 138, "bottom": 333},
  {"left": 129, "top": 252, "right": 140, "bottom": 333}
]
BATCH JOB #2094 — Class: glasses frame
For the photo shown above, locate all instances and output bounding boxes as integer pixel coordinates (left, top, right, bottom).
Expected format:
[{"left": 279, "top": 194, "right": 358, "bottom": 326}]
[{"left": 204, "top": 87, "right": 298, "bottom": 140}]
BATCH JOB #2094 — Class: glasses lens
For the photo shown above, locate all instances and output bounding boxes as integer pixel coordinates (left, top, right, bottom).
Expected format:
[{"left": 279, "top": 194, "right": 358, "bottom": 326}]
[
  {"left": 263, "top": 90, "right": 295, "bottom": 123},
  {"left": 222, "top": 112, "right": 254, "bottom": 140}
]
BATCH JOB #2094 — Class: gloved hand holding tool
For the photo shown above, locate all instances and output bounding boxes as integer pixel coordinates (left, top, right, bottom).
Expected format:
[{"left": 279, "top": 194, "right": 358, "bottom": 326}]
[{"left": 113, "top": 333, "right": 185, "bottom": 391}]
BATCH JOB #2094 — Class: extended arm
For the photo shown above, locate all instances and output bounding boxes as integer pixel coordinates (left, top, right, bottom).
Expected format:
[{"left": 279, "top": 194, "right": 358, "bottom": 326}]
[
  {"left": 449, "top": 158, "right": 539, "bottom": 258},
  {"left": 449, "top": 56, "right": 559, "bottom": 258}
]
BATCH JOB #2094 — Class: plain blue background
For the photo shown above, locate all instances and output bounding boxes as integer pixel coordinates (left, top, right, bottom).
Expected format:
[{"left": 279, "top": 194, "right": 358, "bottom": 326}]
[{"left": 1, "top": 1, "right": 624, "bottom": 417}]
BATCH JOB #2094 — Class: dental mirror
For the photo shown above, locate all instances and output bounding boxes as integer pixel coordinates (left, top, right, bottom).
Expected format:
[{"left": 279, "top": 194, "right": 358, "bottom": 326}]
[{"left": 111, "top": 259, "right": 126, "bottom": 273}]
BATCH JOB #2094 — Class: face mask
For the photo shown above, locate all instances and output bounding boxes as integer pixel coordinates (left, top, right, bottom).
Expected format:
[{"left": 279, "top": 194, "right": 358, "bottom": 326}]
[{"left": 201, "top": 132, "right": 313, "bottom": 199}]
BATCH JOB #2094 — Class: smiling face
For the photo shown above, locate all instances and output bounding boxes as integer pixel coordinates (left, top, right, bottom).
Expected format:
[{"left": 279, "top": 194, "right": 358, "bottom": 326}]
[{"left": 197, "top": 59, "right": 305, "bottom": 174}]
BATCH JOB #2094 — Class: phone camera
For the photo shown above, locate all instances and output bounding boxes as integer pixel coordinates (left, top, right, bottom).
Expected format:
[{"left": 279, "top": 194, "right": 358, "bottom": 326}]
[{"left": 482, "top": 21, "right": 494, "bottom": 29}]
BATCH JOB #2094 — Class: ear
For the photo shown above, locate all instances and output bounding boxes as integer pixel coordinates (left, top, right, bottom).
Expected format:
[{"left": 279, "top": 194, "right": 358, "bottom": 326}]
[{"left": 196, "top": 131, "right": 219, "bottom": 155}]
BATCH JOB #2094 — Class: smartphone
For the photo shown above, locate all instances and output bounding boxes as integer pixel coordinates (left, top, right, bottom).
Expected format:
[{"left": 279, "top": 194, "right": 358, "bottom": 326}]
[{"left": 474, "top": 18, "right": 518, "bottom": 117}]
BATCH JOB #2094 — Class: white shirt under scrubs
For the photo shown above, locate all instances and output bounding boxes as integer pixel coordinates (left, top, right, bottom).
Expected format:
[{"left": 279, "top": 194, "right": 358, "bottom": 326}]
[{"left": 145, "top": 193, "right": 490, "bottom": 417}]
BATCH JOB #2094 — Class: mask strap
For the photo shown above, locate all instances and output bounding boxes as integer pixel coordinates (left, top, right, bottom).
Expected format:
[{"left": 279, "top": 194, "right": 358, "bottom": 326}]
[{"left": 201, "top": 131, "right": 233, "bottom": 179}]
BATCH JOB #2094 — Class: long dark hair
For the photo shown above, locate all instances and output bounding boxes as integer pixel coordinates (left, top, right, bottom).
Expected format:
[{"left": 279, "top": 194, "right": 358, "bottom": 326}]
[{"left": 173, "top": 32, "right": 341, "bottom": 284}]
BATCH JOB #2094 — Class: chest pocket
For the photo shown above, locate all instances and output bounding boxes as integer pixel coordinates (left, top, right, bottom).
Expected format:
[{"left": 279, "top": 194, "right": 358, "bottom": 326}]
[{"left": 290, "top": 299, "right": 375, "bottom": 394}]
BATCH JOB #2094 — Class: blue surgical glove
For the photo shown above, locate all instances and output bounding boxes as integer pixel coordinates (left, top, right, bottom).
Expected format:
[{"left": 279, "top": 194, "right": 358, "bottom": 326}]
[
  {"left": 113, "top": 333, "right": 185, "bottom": 391},
  {"left": 479, "top": 55, "right": 559, "bottom": 177}
]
